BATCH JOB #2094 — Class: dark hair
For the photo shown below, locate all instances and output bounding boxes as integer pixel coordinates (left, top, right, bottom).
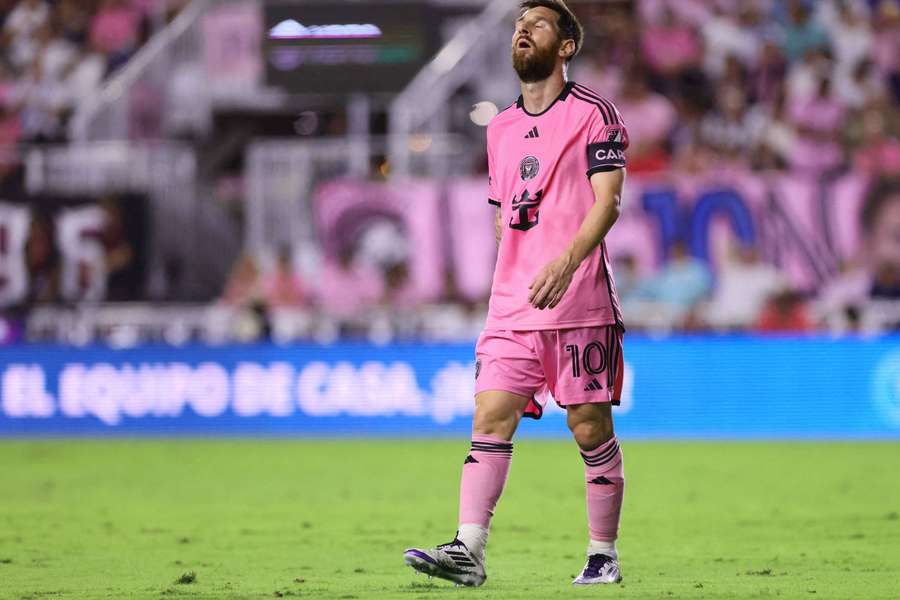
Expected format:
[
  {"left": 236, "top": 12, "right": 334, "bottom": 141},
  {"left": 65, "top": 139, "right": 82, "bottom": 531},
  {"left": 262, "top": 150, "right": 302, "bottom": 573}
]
[
  {"left": 861, "top": 177, "right": 900, "bottom": 232},
  {"left": 519, "top": 0, "right": 584, "bottom": 63}
]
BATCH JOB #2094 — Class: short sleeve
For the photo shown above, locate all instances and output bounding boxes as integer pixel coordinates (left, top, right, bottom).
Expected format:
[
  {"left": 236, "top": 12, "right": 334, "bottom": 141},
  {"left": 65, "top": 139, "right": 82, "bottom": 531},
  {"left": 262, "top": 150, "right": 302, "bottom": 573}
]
[
  {"left": 585, "top": 102, "right": 629, "bottom": 178},
  {"left": 487, "top": 134, "right": 501, "bottom": 206}
]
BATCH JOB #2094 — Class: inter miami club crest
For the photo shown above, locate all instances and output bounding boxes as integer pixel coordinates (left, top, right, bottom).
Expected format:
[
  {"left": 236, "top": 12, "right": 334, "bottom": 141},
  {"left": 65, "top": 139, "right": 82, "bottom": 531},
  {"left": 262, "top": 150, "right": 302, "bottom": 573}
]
[{"left": 519, "top": 155, "right": 540, "bottom": 181}]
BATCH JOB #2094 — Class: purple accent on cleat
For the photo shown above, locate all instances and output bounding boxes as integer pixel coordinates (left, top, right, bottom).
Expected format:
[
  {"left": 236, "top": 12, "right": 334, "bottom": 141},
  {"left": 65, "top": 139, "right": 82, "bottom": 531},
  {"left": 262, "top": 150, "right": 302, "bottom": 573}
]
[
  {"left": 404, "top": 549, "right": 437, "bottom": 565},
  {"left": 403, "top": 538, "right": 487, "bottom": 587},
  {"left": 573, "top": 553, "right": 622, "bottom": 585}
]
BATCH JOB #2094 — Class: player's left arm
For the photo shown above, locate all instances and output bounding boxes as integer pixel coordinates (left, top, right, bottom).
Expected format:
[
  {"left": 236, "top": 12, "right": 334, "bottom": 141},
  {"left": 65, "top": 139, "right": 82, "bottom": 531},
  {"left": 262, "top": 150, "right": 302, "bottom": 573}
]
[{"left": 528, "top": 168, "right": 625, "bottom": 310}]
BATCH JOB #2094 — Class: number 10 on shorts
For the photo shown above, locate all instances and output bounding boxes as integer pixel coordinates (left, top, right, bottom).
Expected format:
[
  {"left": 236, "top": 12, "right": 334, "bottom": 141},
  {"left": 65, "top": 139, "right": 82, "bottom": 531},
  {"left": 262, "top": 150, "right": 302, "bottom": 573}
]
[{"left": 565, "top": 342, "right": 608, "bottom": 379}]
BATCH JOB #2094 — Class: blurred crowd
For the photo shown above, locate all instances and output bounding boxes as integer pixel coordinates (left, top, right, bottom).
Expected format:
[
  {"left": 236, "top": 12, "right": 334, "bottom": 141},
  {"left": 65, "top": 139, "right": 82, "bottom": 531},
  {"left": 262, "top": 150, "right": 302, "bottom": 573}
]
[
  {"left": 568, "top": 0, "right": 900, "bottom": 334},
  {"left": 213, "top": 0, "right": 900, "bottom": 341},
  {"left": 2, "top": 0, "right": 899, "bottom": 344},
  {"left": 217, "top": 173, "right": 899, "bottom": 342},
  {"left": 0, "top": 0, "right": 185, "bottom": 162},
  {"left": 573, "top": 0, "right": 900, "bottom": 176}
]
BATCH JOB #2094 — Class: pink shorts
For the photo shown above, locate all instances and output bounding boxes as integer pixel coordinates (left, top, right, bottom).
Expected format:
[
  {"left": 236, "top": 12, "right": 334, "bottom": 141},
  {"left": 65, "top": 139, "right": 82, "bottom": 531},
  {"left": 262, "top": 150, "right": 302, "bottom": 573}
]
[{"left": 474, "top": 325, "right": 624, "bottom": 419}]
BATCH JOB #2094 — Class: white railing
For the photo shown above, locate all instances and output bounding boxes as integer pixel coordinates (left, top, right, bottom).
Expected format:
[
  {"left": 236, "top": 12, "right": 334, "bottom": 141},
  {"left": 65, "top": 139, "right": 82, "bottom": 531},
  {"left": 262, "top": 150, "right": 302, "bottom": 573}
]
[
  {"left": 68, "top": 0, "right": 212, "bottom": 141},
  {"left": 389, "top": 0, "right": 518, "bottom": 174}
]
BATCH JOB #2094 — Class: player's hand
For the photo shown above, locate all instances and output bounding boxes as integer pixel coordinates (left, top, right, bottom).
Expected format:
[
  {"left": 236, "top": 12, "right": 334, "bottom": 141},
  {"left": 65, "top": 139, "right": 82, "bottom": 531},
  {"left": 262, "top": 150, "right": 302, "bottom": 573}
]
[{"left": 528, "top": 252, "right": 577, "bottom": 310}]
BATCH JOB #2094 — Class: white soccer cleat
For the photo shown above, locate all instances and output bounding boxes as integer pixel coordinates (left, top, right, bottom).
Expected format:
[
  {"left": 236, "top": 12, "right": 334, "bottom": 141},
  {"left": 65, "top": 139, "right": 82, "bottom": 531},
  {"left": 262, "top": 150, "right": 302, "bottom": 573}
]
[
  {"left": 572, "top": 553, "right": 622, "bottom": 585},
  {"left": 403, "top": 537, "right": 486, "bottom": 587}
]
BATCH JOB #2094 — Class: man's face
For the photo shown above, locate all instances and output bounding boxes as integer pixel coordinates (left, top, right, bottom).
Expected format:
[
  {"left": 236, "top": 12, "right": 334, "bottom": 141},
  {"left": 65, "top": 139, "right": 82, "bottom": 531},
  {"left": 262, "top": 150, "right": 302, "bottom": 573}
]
[{"left": 512, "top": 7, "right": 565, "bottom": 83}]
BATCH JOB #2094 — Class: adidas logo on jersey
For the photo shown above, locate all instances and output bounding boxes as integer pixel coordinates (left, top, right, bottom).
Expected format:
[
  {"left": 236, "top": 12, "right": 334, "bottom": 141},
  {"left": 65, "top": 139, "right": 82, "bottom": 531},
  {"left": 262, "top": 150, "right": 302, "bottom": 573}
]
[
  {"left": 583, "top": 378, "right": 603, "bottom": 392},
  {"left": 524, "top": 126, "right": 539, "bottom": 139}
]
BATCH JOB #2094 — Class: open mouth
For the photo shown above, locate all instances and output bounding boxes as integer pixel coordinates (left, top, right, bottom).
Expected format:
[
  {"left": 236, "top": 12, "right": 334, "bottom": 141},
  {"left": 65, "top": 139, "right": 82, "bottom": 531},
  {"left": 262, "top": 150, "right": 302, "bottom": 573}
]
[{"left": 517, "top": 39, "right": 532, "bottom": 49}]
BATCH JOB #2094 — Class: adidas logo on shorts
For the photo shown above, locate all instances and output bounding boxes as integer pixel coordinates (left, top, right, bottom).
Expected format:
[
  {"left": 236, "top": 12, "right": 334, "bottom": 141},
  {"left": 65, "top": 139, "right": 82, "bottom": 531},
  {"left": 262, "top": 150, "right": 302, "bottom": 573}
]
[{"left": 583, "top": 378, "right": 603, "bottom": 392}]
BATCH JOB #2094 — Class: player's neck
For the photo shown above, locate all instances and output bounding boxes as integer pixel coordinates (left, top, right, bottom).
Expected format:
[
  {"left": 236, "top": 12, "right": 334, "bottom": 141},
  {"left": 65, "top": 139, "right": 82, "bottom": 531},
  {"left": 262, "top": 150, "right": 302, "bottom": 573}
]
[{"left": 519, "top": 72, "right": 567, "bottom": 115}]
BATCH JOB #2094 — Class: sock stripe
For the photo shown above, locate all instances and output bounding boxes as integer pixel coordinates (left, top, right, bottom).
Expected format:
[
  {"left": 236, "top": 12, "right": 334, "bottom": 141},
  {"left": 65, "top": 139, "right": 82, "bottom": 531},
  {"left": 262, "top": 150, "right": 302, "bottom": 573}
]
[
  {"left": 469, "top": 448, "right": 513, "bottom": 455},
  {"left": 581, "top": 440, "right": 620, "bottom": 466},
  {"left": 470, "top": 440, "right": 513, "bottom": 448},
  {"left": 470, "top": 441, "right": 513, "bottom": 453},
  {"left": 582, "top": 442, "right": 618, "bottom": 465}
]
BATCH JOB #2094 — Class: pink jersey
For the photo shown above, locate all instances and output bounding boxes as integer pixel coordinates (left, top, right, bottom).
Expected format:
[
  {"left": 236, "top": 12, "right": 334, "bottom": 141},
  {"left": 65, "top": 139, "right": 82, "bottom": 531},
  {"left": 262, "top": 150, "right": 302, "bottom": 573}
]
[{"left": 485, "top": 81, "right": 628, "bottom": 330}]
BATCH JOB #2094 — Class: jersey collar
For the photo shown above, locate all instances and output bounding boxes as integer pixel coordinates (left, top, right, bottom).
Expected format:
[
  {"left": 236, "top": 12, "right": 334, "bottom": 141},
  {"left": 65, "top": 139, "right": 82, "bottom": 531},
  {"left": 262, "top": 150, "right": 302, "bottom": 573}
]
[{"left": 516, "top": 80, "right": 576, "bottom": 117}]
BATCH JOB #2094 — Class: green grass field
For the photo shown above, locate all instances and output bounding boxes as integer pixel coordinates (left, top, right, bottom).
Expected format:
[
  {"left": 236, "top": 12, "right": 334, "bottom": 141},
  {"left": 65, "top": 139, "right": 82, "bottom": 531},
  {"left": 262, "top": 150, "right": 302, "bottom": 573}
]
[{"left": 1, "top": 440, "right": 898, "bottom": 599}]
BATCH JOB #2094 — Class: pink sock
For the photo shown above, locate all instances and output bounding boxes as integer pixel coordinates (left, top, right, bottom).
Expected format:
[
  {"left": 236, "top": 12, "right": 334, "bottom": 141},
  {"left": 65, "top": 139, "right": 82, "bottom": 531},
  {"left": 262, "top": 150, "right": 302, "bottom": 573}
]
[
  {"left": 581, "top": 436, "right": 625, "bottom": 542},
  {"left": 458, "top": 434, "right": 513, "bottom": 528}
]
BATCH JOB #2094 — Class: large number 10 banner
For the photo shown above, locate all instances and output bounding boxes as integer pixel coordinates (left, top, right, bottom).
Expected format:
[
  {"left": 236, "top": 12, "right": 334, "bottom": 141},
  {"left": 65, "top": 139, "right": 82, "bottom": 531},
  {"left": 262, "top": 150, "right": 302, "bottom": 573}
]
[{"left": 313, "top": 171, "right": 873, "bottom": 303}]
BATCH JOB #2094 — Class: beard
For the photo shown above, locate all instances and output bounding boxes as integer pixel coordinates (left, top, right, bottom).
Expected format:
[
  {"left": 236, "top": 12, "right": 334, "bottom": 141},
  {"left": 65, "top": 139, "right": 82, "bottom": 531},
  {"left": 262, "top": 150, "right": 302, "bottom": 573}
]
[{"left": 512, "top": 40, "right": 559, "bottom": 83}]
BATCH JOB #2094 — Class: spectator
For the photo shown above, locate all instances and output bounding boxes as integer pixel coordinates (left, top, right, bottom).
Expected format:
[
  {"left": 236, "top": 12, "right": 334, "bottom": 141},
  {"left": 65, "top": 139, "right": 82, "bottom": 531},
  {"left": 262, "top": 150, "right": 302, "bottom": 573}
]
[
  {"left": 785, "top": 47, "right": 834, "bottom": 101},
  {"left": 626, "top": 242, "right": 712, "bottom": 330},
  {"left": 0, "top": 62, "right": 21, "bottom": 170},
  {"left": 701, "top": 2, "right": 765, "bottom": 78},
  {"left": 612, "top": 254, "right": 640, "bottom": 302},
  {"left": 615, "top": 65, "right": 677, "bottom": 172},
  {"left": 24, "top": 213, "right": 60, "bottom": 304},
  {"left": 863, "top": 178, "right": 900, "bottom": 286},
  {"left": 787, "top": 76, "right": 848, "bottom": 174},
  {"left": 55, "top": 0, "right": 92, "bottom": 47},
  {"left": 780, "top": 0, "right": 830, "bottom": 63},
  {"left": 755, "top": 290, "right": 814, "bottom": 334},
  {"left": 852, "top": 97, "right": 900, "bottom": 173},
  {"left": 816, "top": 259, "right": 871, "bottom": 333},
  {"left": 818, "top": 177, "right": 900, "bottom": 331},
  {"left": 871, "top": 0, "right": 900, "bottom": 103},
  {"left": 705, "top": 245, "right": 787, "bottom": 330},
  {"left": 60, "top": 43, "right": 106, "bottom": 112},
  {"left": 753, "top": 83, "right": 795, "bottom": 170},
  {"left": 100, "top": 198, "right": 140, "bottom": 301},
  {"left": 700, "top": 84, "right": 767, "bottom": 162},
  {"left": 8, "top": 57, "right": 66, "bottom": 142},
  {"left": 720, "top": 54, "right": 750, "bottom": 91},
  {"left": 90, "top": 0, "right": 141, "bottom": 59},
  {"left": 754, "top": 41, "right": 788, "bottom": 105},
  {"left": 870, "top": 263, "right": 900, "bottom": 299},
  {"left": 837, "top": 58, "right": 885, "bottom": 108},
  {"left": 315, "top": 247, "right": 383, "bottom": 320},
  {"left": 819, "top": 0, "right": 874, "bottom": 84},
  {"left": 261, "top": 247, "right": 307, "bottom": 308},
  {"left": 1, "top": 0, "right": 49, "bottom": 71},
  {"left": 640, "top": 5, "right": 702, "bottom": 81},
  {"left": 33, "top": 22, "right": 77, "bottom": 82},
  {"left": 221, "top": 253, "right": 261, "bottom": 308},
  {"left": 380, "top": 260, "right": 417, "bottom": 310}
]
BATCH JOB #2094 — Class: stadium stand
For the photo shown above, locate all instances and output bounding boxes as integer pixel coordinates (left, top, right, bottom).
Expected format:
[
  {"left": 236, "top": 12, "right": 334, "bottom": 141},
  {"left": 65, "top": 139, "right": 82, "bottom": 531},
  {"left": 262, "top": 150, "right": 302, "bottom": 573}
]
[{"left": 1, "top": 0, "right": 898, "bottom": 346}]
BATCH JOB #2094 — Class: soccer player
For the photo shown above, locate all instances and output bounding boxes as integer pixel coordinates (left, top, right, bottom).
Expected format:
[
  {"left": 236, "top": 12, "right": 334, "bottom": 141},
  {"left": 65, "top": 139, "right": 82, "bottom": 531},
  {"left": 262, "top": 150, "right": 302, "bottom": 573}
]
[{"left": 404, "top": 0, "right": 629, "bottom": 587}]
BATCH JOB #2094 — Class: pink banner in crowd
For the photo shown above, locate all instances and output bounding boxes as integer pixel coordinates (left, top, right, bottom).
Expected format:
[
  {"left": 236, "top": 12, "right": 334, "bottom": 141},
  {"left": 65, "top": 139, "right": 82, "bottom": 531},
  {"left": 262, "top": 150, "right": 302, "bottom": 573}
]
[
  {"left": 313, "top": 179, "right": 444, "bottom": 303},
  {"left": 446, "top": 180, "right": 497, "bottom": 301},
  {"left": 311, "top": 171, "right": 877, "bottom": 301}
]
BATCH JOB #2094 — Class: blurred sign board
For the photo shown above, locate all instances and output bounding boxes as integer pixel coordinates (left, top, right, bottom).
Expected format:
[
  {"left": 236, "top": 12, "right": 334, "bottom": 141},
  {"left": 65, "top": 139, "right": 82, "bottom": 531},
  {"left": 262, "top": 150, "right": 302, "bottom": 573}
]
[
  {"left": 2, "top": 338, "right": 899, "bottom": 438},
  {"left": 264, "top": 0, "right": 436, "bottom": 94}
]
